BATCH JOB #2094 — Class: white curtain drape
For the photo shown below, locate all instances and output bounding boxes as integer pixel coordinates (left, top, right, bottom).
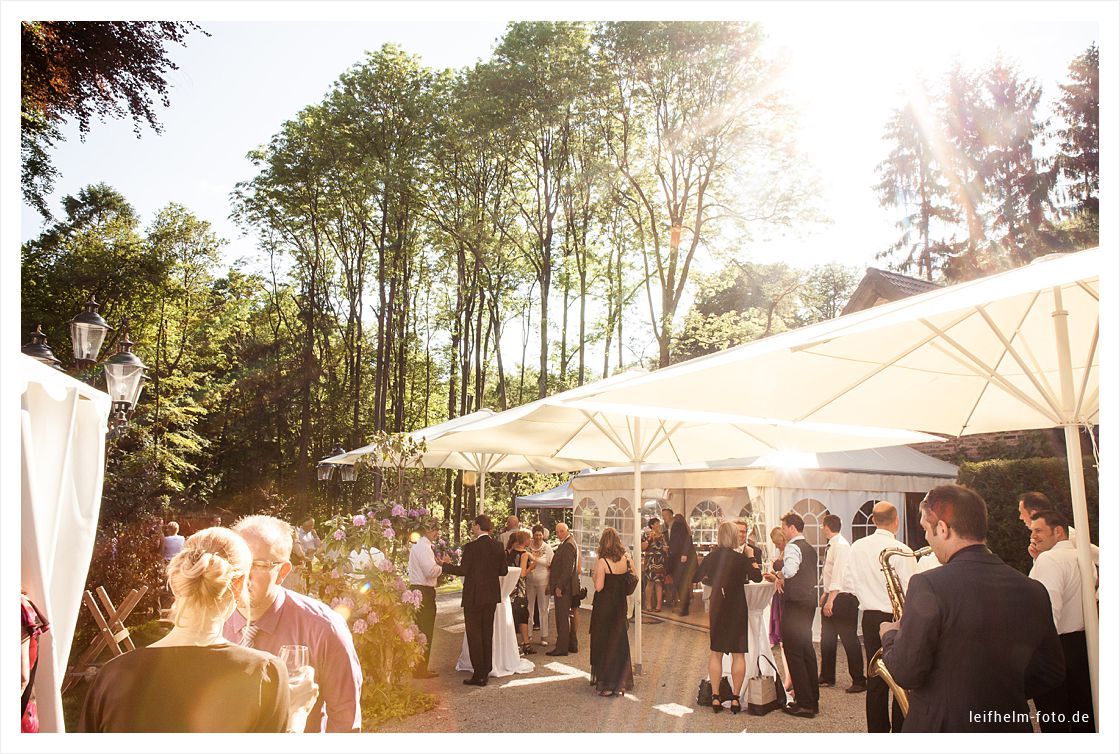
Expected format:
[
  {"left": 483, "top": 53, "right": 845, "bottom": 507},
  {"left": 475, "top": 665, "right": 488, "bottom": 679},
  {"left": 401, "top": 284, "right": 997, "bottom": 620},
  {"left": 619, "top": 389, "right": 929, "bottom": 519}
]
[{"left": 20, "top": 355, "right": 110, "bottom": 732}]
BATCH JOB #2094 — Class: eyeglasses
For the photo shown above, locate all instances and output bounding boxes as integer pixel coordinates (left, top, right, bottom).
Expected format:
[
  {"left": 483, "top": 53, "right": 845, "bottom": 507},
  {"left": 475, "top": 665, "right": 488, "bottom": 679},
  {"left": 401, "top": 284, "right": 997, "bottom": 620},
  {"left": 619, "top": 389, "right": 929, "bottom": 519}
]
[{"left": 251, "top": 559, "right": 284, "bottom": 571}]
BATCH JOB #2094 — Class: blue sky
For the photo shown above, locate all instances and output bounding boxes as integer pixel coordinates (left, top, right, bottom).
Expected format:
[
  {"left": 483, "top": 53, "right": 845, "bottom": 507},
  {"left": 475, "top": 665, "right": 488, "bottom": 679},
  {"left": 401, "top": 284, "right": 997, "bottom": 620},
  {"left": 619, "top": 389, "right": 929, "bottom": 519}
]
[{"left": 11, "top": 2, "right": 1109, "bottom": 365}]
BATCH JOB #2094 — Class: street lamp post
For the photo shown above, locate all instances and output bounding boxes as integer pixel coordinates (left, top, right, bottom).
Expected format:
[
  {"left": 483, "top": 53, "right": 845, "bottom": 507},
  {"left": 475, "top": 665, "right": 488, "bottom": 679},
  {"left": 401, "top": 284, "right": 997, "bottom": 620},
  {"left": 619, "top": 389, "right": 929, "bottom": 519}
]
[{"left": 22, "top": 296, "right": 146, "bottom": 437}]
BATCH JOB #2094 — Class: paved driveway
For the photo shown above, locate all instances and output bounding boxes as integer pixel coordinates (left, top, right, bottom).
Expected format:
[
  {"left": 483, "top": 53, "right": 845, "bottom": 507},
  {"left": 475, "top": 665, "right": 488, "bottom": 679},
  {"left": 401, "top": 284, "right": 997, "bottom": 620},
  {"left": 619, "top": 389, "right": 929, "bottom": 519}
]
[{"left": 378, "top": 592, "right": 868, "bottom": 733}]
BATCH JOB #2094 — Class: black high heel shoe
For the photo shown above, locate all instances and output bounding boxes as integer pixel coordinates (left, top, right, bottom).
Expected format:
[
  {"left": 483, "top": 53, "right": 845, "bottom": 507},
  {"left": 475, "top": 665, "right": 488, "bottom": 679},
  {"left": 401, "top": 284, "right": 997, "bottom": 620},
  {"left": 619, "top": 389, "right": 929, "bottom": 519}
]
[
  {"left": 711, "top": 693, "right": 723, "bottom": 714},
  {"left": 729, "top": 698, "right": 741, "bottom": 715}
]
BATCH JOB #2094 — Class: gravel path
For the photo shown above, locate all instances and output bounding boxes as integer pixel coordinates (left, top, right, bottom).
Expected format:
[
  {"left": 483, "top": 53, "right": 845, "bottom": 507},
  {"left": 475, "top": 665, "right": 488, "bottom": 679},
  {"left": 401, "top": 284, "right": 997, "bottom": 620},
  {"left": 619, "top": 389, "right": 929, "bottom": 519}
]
[{"left": 377, "top": 593, "right": 868, "bottom": 733}]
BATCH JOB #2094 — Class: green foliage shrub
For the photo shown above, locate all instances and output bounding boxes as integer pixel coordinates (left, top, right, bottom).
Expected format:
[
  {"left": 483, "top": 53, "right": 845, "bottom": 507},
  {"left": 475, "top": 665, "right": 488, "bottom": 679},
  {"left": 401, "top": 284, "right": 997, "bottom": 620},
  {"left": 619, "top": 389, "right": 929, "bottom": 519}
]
[{"left": 958, "top": 455, "right": 1098, "bottom": 574}]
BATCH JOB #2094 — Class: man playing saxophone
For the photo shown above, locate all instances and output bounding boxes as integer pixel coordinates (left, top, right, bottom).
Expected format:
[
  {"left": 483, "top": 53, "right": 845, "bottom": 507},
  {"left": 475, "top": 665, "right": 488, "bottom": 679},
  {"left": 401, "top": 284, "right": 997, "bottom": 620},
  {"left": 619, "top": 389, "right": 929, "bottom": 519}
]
[{"left": 878, "top": 485, "right": 1065, "bottom": 732}]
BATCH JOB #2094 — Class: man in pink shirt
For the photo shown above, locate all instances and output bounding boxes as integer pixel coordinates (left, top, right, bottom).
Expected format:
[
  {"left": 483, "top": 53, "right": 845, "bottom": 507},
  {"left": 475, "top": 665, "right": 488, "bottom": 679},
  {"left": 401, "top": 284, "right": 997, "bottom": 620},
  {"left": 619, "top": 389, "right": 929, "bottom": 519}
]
[{"left": 224, "top": 515, "right": 363, "bottom": 732}]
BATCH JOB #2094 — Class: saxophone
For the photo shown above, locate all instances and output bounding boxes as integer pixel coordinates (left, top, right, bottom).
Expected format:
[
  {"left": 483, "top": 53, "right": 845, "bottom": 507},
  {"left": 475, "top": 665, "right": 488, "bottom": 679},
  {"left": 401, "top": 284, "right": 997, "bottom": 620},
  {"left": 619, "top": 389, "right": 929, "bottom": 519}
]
[{"left": 866, "top": 546, "right": 932, "bottom": 716}]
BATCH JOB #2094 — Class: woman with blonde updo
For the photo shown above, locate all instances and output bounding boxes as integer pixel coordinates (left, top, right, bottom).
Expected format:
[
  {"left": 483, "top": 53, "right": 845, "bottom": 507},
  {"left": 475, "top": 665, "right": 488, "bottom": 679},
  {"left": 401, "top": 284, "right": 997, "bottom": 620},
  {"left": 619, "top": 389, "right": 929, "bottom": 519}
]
[{"left": 79, "top": 527, "right": 316, "bottom": 732}]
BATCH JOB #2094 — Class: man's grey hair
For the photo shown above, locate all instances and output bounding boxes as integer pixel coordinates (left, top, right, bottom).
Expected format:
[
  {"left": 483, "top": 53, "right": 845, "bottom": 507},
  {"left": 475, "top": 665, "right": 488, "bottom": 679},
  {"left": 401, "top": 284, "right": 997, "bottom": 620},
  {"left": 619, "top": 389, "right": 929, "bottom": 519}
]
[{"left": 233, "top": 515, "right": 294, "bottom": 561}]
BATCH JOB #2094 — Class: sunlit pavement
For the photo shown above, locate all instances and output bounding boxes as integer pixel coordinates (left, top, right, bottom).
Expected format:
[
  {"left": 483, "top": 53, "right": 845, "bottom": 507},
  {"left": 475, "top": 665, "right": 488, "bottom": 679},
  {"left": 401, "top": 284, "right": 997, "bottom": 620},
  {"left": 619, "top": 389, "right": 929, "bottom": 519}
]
[{"left": 376, "top": 592, "right": 867, "bottom": 733}]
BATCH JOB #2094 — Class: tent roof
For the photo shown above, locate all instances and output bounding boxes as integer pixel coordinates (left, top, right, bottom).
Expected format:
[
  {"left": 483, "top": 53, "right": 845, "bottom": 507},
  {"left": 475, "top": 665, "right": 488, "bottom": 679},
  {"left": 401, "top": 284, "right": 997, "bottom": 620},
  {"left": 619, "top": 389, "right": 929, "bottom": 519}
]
[
  {"left": 570, "top": 445, "right": 957, "bottom": 493},
  {"left": 514, "top": 480, "right": 575, "bottom": 509}
]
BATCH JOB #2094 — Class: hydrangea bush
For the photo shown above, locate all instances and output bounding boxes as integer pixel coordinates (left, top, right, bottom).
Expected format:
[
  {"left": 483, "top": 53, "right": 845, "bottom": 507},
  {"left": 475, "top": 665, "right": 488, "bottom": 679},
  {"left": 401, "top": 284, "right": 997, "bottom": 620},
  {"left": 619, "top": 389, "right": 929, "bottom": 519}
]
[{"left": 305, "top": 504, "right": 435, "bottom": 684}]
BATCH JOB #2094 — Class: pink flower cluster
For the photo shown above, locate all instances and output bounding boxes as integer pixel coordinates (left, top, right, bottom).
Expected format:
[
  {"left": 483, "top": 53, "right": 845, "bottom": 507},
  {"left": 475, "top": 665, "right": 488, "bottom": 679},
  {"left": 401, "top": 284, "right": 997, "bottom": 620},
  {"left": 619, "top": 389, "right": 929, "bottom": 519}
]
[
  {"left": 351, "top": 619, "right": 368, "bottom": 635},
  {"left": 352, "top": 514, "right": 367, "bottom": 527},
  {"left": 382, "top": 527, "right": 396, "bottom": 539},
  {"left": 401, "top": 589, "right": 423, "bottom": 608},
  {"left": 332, "top": 529, "right": 345, "bottom": 541},
  {"left": 391, "top": 504, "right": 406, "bottom": 517},
  {"left": 377, "top": 557, "right": 395, "bottom": 573}
]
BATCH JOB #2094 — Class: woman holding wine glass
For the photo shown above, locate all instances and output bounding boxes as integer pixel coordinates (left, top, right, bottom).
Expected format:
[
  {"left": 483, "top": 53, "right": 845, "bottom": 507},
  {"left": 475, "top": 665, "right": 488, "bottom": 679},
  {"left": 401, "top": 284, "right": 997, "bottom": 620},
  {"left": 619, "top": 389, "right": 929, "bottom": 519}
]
[{"left": 79, "top": 527, "right": 319, "bottom": 732}]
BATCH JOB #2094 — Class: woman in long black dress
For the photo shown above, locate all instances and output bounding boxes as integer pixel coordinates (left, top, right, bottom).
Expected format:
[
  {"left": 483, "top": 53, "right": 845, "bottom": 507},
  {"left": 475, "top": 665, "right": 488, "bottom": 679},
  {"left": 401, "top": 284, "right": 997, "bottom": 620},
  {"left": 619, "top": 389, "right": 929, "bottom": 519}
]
[
  {"left": 693, "top": 521, "right": 753, "bottom": 714},
  {"left": 589, "top": 527, "right": 635, "bottom": 697},
  {"left": 668, "top": 514, "right": 698, "bottom": 616}
]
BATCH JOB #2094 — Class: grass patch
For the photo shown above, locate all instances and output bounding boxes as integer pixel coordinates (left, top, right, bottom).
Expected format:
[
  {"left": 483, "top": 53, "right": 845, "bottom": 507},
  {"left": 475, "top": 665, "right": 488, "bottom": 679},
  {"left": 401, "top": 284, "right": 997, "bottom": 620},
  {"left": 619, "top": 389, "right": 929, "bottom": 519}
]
[
  {"left": 436, "top": 578, "right": 462, "bottom": 595},
  {"left": 362, "top": 682, "right": 438, "bottom": 730}
]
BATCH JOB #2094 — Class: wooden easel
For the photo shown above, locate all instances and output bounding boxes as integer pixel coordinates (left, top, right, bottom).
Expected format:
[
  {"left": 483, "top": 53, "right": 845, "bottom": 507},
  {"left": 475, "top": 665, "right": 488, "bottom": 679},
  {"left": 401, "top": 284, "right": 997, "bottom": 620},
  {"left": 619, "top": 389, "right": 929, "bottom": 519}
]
[{"left": 62, "top": 585, "right": 148, "bottom": 693}]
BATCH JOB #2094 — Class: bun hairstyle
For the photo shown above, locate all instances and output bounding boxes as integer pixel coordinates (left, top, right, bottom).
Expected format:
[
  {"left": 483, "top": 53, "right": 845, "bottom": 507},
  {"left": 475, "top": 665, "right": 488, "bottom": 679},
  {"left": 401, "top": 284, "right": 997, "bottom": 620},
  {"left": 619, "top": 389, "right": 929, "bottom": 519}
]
[{"left": 167, "top": 527, "right": 251, "bottom": 620}]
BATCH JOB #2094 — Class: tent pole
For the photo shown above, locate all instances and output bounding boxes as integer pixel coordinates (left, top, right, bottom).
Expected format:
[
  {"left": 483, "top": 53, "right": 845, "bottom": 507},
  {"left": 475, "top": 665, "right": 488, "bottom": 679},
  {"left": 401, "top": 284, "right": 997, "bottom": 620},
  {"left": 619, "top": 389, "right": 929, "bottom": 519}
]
[
  {"left": 1061, "top": 423, "right": 1098, "bottom": 725},
  {"left": 1052, "top": 287, "right": 1098, "bottom": 725},
  {"left": 633, "top": 416, "right": 643, "bottom": 675}
]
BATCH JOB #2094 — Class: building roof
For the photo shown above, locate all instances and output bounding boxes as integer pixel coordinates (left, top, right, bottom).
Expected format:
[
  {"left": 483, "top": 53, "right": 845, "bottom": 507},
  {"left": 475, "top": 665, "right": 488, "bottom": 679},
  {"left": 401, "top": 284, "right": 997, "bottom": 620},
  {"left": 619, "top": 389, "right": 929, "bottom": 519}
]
[{"left": 842, "top": 267, "right": 943, "bottom": 315}]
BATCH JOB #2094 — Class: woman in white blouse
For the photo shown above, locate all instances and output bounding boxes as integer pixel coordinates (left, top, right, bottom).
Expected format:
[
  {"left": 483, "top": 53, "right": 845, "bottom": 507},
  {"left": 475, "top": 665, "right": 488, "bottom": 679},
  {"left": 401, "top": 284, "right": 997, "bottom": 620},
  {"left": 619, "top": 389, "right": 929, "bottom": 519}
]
[{"left": 526, "top": 525, "right": 554, "bottom": 646}]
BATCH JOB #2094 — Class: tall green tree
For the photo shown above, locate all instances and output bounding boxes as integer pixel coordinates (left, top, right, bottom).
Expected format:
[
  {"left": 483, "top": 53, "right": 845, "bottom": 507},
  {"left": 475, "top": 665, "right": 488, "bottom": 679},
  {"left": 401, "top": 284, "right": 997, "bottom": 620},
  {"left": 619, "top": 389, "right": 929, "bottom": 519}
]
[
  {"left": 1055, "top": 44, "right": 1098, "bottom": 217},
  {"left": 876, "top": 89, "right": 958, "bottom": 280},
  {"left": 595, "top": 21, "right": 812, "bottom": 367}
]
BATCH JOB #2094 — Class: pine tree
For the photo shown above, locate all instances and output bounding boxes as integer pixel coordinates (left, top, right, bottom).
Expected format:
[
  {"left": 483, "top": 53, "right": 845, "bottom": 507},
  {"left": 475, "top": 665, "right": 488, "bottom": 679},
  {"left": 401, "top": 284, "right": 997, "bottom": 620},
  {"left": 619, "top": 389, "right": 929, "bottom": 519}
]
[
  {"left": 1055, "top": 44, "right": 1099, "bottom": 216},
  {"left": 876, "top": 90, "right": 958, "bottom": 280}
]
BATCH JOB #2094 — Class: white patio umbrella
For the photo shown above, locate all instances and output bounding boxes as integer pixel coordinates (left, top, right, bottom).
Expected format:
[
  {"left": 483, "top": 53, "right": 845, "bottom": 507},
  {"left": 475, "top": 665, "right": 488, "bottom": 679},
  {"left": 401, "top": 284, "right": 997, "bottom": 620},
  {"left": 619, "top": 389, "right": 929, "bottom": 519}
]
[
  {"left": 321, "top": 410, "right": 591, "bottom": 512},
  {"left": 439, "top": 387, "right": 941, "bottom": 673},
  {"left": 573, "top": 247, "right": 1102, "bottom": 715}
]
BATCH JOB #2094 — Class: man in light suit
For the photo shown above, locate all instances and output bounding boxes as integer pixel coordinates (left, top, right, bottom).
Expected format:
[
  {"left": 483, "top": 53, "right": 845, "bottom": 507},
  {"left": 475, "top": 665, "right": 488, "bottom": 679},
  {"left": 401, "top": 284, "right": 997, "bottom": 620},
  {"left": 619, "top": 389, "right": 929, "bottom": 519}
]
[
  {"left": 880, "top": 485, "right": 1065, "bottom": 732},
  {"left": 440, "top": 515, "right": 508, "bottom": 686}
]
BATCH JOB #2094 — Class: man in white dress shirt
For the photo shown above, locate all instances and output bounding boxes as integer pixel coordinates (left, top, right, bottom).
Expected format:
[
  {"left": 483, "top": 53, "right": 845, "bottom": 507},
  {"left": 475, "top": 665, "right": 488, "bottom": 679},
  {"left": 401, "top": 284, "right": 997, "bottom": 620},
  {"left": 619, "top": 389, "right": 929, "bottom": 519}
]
[
  {"left": 818, "top": 514, "right": 865, "bottom": 694},
  {"left": 408, "top": 519, "right": 443, "bottom": 679},
  {"left": 1028, "top": 509, "right": 1095, "bottom": 732},
  {"left": 849, "top": 501, "right": 913, "bottom": 733}
]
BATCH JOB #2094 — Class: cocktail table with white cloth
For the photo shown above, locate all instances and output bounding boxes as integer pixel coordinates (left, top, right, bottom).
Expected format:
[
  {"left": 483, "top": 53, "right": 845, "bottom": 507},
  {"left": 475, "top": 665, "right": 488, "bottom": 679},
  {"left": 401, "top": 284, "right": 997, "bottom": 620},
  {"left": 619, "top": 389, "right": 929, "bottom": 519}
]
[
  {"left": 456, "top": 571, "right": 534, "bottom": 677},
  {"left": 701, "top": 580, "right": 777, "bottom": 703}
]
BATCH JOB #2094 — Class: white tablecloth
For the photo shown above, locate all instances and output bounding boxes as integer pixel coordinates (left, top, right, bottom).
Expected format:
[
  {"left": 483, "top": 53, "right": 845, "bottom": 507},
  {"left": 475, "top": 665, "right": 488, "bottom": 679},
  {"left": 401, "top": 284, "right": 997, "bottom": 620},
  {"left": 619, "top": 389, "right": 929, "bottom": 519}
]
[
  {"left": 702, "top": 581, "right": 778, "bottom": 702},
  {"left": 456, "top": 571, "right": 535, "bottom": 678}
]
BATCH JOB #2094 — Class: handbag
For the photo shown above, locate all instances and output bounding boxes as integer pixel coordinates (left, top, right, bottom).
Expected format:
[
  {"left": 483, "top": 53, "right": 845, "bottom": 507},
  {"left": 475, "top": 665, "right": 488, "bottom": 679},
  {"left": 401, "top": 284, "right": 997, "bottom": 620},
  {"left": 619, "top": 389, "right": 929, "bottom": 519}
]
[
  {"left": 697, "top": 676, "right": 735, "bottom": 706},
  {"left": 746, "top": 656, "right": 786, "bottom": 715},
  {"left": 623, "top": 558, "right": 639, "bottom": 596}
]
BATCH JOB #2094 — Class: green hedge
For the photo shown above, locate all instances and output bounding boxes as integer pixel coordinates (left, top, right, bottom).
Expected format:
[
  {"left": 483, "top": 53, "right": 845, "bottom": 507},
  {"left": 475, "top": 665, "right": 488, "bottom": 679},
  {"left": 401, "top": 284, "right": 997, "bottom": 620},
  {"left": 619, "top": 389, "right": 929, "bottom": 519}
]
[{"left": 957, "top": 455, "right": 1098, "bottom": 575}]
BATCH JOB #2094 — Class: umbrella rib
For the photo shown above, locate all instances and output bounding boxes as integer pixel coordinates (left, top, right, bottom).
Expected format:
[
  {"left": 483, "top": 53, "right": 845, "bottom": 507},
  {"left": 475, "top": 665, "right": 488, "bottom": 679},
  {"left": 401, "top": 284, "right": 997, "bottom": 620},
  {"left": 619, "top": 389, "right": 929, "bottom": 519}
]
[
  {"left": 1076, "top": 280, "right": 1099, "bottom": 302},
  {"left": 1074, "top": 321, "right": 1099, "bottom": 420},
  {"left": 975, "top": 303, "right": 1064, "bottom": 419},
  {"left": 642, "top": 420, "right": 678, "bottom": 462},
  {"left": 730, "top": 423, "right": 779, "bottom": 451},
  {"left": 919, "top": 319, "right": 1063, "bottom": 425},
  {"left": 582, "top": 410, "right": 634, "bottom": 460},
  {"left": 795, "top": 309, "right": 975, "bottom": 422}
]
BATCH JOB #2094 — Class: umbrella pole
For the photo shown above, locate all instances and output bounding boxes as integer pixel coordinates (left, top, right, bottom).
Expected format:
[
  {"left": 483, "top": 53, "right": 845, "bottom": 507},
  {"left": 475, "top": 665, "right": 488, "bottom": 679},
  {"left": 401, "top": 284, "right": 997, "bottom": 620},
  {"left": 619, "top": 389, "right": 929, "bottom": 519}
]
[
  {"left": 633, "top": 424, "right": 643, "bottom": 675},
  {"left": 480, "top": 470, "right": 486, "bottom": 511},
  {"left": 1062, "top": 423, "right": 1099, "bottom": 725}
]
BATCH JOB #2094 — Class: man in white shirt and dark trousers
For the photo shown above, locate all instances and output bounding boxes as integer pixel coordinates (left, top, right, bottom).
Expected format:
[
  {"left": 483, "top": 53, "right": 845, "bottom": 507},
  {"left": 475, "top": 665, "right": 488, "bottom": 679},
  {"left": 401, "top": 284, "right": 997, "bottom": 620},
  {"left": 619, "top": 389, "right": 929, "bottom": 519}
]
[
  {"left": 408, "top": 519, "right": 443, "bottom": 679},
  {"left": 849, "top": 501, "right": 913, "bottom": 733},
  {"left": 818, "top": 514, "right": 866, "bottom": 694},
  {"left": 771, "top": 511, "right": 820, "bottom": 718},
  {"left": 1029, "top": 509, "right": 1095, "bottom": 732}
]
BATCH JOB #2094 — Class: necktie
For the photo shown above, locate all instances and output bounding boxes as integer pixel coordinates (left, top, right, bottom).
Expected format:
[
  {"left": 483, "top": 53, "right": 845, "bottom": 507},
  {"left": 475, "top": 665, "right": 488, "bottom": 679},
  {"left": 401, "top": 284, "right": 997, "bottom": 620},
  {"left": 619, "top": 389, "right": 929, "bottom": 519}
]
[{"left": 239, "top": 623, "right": 259, "bottom": 648}]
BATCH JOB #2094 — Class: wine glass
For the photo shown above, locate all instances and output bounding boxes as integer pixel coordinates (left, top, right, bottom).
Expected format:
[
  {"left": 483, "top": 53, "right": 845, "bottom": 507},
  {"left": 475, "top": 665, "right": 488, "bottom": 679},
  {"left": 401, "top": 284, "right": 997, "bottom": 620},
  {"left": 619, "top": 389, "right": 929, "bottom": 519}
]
[{"left": 278, "top": 644, "right": 310, "bottom": 681}]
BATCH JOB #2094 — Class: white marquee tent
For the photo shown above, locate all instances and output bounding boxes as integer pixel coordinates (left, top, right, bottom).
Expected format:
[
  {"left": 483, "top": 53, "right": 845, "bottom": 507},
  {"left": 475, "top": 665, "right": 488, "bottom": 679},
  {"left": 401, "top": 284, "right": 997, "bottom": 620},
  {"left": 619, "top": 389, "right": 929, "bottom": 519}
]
[{"left": 20, "top": 354, "right": 112, "bottom": 732}]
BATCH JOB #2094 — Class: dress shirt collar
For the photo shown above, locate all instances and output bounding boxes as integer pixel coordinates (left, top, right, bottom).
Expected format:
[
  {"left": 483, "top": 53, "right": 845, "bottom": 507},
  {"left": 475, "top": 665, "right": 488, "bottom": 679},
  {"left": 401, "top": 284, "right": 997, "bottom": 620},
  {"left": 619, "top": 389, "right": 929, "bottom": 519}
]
[
  {"left": 871, "top": 528, "right": 897, "bottom": 540},
  {"left": 252, "top": 586, "right": 288, "bottom": 635},
  {"left": 788, "top": 534, "right": 806, "bottom": 544},
  {"left": 1049, "top": 539, "right": 1074, "bottom": 552}
]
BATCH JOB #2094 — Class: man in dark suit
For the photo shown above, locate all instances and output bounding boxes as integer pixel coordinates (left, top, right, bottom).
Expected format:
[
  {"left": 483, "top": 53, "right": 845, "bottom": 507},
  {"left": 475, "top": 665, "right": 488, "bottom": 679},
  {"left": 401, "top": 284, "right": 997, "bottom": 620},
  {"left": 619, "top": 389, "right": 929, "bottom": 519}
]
[
  {"left": 440, "top": 515, "right": 508, "bottom": 686},
  {"left": 546, "top": 522, "right": 579, "bottom": 657},
  {"left": 880, "top": 484, "right": 1065, "bottom": 732}
]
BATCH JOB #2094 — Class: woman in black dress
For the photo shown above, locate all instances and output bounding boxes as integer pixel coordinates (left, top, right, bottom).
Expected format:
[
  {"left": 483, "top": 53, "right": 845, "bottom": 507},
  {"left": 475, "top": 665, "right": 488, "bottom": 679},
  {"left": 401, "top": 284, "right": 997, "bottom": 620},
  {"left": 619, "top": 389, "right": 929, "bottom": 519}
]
[
  {"left": 79, "top": 527, "right": 315, "bottom": 732},
  {"left": 668, "top": 514, "right": 698, "bottom": 616},
  {"left": 589, "top": 527, "right": 635, "bottom": 697},
  {"left": 693, "top": 521, "right": 753, "bottom": 714}
]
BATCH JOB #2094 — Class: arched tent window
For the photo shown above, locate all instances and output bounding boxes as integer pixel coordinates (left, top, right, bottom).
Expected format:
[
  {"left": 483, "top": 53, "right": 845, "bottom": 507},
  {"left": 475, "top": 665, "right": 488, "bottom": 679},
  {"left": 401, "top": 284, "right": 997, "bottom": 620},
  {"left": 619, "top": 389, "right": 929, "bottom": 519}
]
[
  {"left": 605, "top": 497, "right": 634, "bottom": 553},
  {"left": 689, "top": 500, "right": 723, "bottom": 550},
  {"left": 573, "top": 497, "right": 601, "bottom": 576},
  {"left": 792, "top": 498, "right": 830, "bottom": 602},
  {"left": 851, "top": 500, "right": 877, "bottom": 542},
  {"left": 737, "top": 496, "right": 766, "bottom": 543}
]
